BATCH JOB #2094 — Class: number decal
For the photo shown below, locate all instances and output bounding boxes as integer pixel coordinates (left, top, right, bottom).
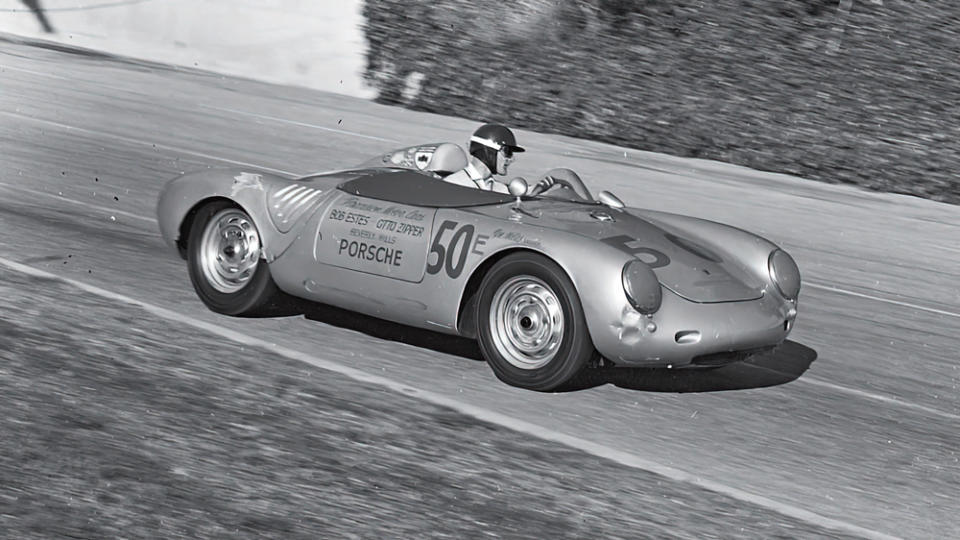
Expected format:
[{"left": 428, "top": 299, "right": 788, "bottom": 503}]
[
  {"left": 427, "top": 220, "right": 456, "bottom": 275},
  {"left": 427, "top": 220, "right": 476, "bottom": 278},
  {"left": 602, "top": 235, "right": 671, "bottom": 269},
  {"left": 446, "top": 224, "right": 474, "bottom": 278}
]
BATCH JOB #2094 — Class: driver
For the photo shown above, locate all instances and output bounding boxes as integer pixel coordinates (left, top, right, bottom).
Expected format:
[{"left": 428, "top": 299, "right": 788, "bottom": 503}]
[{"left": 443, "top": 123, "right": 525, "bottom": 193}]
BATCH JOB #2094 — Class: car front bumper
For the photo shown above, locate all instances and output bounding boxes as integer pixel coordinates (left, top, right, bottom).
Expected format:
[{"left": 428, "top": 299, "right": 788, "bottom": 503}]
[{"left": 593, "top": 287, "right": 797, "bottom": 367}]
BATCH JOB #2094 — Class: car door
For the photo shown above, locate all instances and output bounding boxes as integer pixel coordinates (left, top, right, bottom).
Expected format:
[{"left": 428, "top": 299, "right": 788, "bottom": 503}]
[{"left": 313, "top": 191, "right": 437, "bottom": 283}]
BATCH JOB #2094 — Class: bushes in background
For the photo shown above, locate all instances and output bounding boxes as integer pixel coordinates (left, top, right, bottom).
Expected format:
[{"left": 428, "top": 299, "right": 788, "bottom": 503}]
[{"left": 363, "top": 0, "right": 960, "bottom": 203}]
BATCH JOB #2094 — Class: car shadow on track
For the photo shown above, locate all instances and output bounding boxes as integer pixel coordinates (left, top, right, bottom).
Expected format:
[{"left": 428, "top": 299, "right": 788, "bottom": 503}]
[
  {"left": 300, "top": 300, "right": 819, "bottom": 393},
  {"left": 301, "top": 302, "right": 484, "bottom": 361}
]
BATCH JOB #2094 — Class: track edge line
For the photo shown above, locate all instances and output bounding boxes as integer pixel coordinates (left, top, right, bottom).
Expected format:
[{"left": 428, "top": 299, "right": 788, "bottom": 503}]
[{"left": 0, "top": 256, "right": 902, "bottom": 540}]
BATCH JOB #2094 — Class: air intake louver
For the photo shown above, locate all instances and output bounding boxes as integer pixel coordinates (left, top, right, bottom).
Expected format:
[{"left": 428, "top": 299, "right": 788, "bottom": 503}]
[{"left": 268, "top": 184, "right": 324, "bottom": 233}]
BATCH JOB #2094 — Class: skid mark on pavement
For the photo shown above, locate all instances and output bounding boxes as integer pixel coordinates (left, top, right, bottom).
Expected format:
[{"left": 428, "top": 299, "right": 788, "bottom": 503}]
[
  {"left": 0, "top": 63, "right": 73, "bottom": 80},
  {"left": 0, "top": 111, "right": 300, "bottom": 177},
  {"left": 805, "top": 282, "right": 960, "bottom": 320},
  {"left": 198, "top": 104, "right": 402, "bottom": 144},
  {"left": 0, "top": 183, "right": 158, "bottom": 225},
  {"left": 797, "top": 377, "right": 960, "bottom": 423},
  {"left": 0, "top": 255, "right": 902, "bottom": 540}
]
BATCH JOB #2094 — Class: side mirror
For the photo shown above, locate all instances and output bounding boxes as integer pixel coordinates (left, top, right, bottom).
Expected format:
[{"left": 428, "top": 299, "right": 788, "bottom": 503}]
[
  {"left": 508, "top": 177, "right": 529, "bottom": 198},
  {"left": 597, "top": 190, "right": 625, "bottom": 209}
]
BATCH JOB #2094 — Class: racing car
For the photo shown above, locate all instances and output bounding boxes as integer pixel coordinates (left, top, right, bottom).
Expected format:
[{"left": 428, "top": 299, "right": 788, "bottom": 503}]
[{"left": 157, "top": 142, "right": 801, "bottom": 391}]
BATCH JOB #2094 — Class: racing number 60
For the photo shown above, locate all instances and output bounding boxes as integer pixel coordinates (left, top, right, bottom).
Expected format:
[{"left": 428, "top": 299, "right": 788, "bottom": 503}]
[{"left": 427, "top": 220, "right": 474, "bottom": 278}]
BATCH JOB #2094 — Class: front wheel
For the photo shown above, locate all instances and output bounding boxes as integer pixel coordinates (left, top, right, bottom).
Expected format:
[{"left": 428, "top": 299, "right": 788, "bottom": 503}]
[
  {"left": 476, "top": 252, "right": 597, "bottom": 391},
  {"left": 187, "top": 201, "right": 285, "bottom": 317}
]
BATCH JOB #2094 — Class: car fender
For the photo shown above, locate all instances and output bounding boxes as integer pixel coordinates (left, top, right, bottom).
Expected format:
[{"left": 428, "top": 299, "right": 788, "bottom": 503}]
[
  {"left": 450, "top": 214, "right": 634, "bottom": 345},
  {"left": 631, "top": 209, "right": 781, "bottom": 293},
  {"left": 156, "top": 168, "right": 338, "bottom": 261}
]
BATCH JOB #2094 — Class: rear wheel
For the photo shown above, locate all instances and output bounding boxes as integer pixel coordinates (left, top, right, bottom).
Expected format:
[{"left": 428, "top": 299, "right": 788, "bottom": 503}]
[
  {"left": 187, "top": 201, "right": 284, "bottom": 316},
  {"left": 476, "top": 252, "right": 597, "bottom": 391}
]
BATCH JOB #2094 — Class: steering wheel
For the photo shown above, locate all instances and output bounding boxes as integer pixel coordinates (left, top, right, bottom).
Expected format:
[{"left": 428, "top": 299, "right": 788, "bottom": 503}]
[{"left": 530, "top": 167, "right": 593, "bottom": 201}]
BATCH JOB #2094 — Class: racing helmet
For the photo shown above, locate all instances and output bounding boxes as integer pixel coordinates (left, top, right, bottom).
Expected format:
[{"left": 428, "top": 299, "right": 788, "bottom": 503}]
[{"left": 469, "top": 123, "right": 525, "bottom": 176}]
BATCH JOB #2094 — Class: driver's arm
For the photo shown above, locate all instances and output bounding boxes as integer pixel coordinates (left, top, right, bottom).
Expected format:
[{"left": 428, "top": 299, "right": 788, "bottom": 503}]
[{"left": 527, "top": 175, "right": 556, "bottom": 196}]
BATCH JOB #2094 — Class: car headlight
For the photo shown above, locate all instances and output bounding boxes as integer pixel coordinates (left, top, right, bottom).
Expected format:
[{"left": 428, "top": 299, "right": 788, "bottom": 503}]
[
  {"left": 622, "top": 260, "right": 662, "bottom": 315},
  {"left": 768, "top": 249, "right": 801, "bottom": 300}
]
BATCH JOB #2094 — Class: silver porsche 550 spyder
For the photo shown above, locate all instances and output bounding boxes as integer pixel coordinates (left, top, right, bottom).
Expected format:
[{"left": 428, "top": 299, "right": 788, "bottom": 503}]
[{"left": 157, "top": 142, "right": 800, "bottom": 391}]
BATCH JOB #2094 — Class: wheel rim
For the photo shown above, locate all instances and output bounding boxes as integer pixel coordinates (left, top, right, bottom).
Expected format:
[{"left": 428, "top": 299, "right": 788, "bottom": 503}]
[
  {"left": 489, "top": 276, "right": 564, "bottom": 370},
  {"left": 199, "top": 208, "right": 262, "bottom": 294}
]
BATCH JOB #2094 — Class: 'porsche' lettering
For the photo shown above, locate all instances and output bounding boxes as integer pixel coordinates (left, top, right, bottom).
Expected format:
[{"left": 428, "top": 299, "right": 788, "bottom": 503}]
[{"left": 337, "top": 239, "right": 403, "bottom": 267}]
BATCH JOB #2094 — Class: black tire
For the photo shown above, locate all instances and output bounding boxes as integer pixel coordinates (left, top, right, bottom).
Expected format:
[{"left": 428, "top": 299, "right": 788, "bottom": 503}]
[
  {"left": 476, "top": 252, "right": 597, "bottom": 391},
  {"left": 186, "top": 201, "right": 285, "bottom": 317}
]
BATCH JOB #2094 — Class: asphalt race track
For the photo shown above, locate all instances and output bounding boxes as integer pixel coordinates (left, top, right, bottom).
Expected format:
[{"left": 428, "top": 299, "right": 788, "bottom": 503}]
[{"left": 1, "top": 37, "right": 958, "bottom": 539}]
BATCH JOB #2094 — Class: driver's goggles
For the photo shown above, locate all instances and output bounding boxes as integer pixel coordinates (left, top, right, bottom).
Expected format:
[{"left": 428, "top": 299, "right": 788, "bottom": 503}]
[{"left": 500, "top": 147, "right": 514, "bottom": 159}]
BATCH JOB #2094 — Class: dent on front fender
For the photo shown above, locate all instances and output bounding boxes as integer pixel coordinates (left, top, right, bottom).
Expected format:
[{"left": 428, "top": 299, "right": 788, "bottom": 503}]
[
  {"left": 155, "top": 169, "right": 298, "bottom": 259},
  {"left": 593, "top": 287, "right": 795, "bottom": 367}
]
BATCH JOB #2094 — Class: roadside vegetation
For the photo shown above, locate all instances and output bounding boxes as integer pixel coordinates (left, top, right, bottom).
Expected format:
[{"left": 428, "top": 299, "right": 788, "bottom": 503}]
[{"left": 363, "top": 0, "right": 960, "bottom": 203}]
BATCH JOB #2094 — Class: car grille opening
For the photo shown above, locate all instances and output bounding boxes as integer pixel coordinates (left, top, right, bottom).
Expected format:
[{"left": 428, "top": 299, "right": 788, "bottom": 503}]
[{"left": 691, "top": 346, "right": 776, "bottom": 367}]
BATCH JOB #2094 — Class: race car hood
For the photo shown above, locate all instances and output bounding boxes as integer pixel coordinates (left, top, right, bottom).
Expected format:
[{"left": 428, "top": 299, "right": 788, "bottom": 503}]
[{"left": 471, "top": 200, "right": 765, "bottom": 303}]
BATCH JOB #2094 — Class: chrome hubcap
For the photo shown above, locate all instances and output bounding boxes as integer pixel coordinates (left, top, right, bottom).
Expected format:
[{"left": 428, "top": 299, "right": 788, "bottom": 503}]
[
  {"left": 199, "top": 208, "right": 261, "bottom": 294},
  {"left": 489, "top": 276, "right": 564, "bottom": 370}
]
